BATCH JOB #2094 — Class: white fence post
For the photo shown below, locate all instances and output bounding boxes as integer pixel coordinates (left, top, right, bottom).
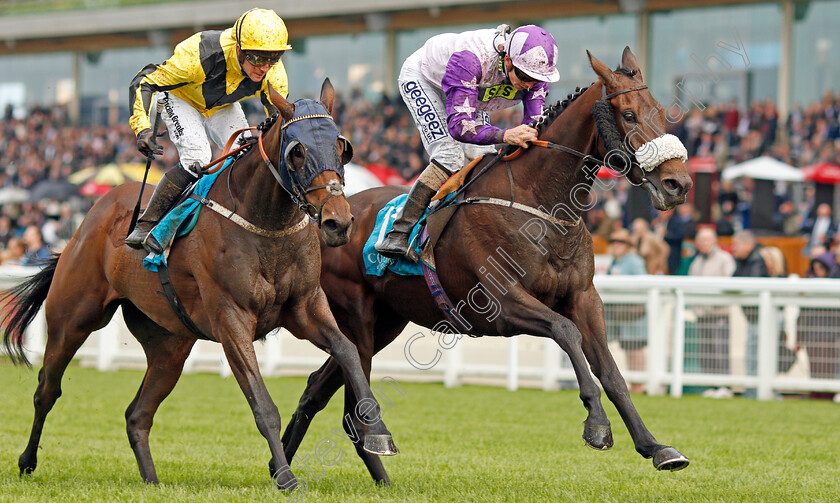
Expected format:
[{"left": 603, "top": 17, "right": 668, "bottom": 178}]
[
  {"left": 23, "top": 306, "right": 47, "bottom": 364},
  {"left": 646, "top": 288, "right": 666, "bottom": 395},
  {"left": 542, "top": 338, "right": 560, "bottom": 391},
  {"left": 263, "top": 329, "right": 282, "bottom": 375},
  {"left": 670, "top": 289, "right": 686, "bottom": 398},
  {"left": 507, "top": 337, "right": 519, "bottom": 391},
  {"left": 96, "top": 307, "right": 121, "bottom": 371},
  {"left": 444, "top": 335, "right": 463, "bottom": 388},
  {"left": 757, "top": 291, "right": 777, "bottom": 401}
]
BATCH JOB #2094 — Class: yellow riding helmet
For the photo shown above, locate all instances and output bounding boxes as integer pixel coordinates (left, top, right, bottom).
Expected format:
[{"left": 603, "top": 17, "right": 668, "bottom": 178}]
[{"left": 233, "top": 8, "right": 292, "bottom": 52}]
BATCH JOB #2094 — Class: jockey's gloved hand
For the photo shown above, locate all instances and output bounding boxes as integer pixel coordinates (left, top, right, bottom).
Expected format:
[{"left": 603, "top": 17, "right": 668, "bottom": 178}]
[
  {"left": 503, "top": 124, "right": 539, "bottom": 148},
  {"left": 136, "top": 128, "right": 163, "bottom": 157}
]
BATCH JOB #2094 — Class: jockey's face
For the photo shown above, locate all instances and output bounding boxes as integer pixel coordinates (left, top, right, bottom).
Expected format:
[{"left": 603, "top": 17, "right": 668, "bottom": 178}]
[
  {"left": 505, "top": 55, "right": 537, "bottom": 91},
  {"left": 237, "top": 47, "right": 272, "bottom": 82}
]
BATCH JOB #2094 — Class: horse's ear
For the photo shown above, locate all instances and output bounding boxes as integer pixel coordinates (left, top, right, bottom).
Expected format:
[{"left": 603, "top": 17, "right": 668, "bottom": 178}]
[
  {"left": 621, "top": 46, "right": 643, "bottom": 81},
  {"left": 587, "top": 50, "right": 617, "bottom": 88},
  {"left": 269, "top": 83, "right": 295, "bottom": 121},
  {"left": 320, "top": 78, "right": 335, "bottom": 114}
]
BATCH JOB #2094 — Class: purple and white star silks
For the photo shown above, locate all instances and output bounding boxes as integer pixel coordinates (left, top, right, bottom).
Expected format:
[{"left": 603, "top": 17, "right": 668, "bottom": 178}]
[
  {"left": 454, "top": 97, "right": 476, "bottom": 116},
  {"left": 531, "top": 87, "right": 548, "bottom": 100},
  {"left": 460, "top": 120, "right": 478, "bottom": 135},
  {"left": 460, "top": 77, "right": 479, "bottom": 90}
]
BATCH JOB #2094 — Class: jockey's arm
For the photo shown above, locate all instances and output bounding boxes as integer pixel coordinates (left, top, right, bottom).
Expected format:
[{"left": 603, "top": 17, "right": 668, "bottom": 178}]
[
  {"left": 440, "top": 52, "right": 504, "bottom": 145},
  {"left": 128, "top": 36, "right": 201, "bottom": 135}
]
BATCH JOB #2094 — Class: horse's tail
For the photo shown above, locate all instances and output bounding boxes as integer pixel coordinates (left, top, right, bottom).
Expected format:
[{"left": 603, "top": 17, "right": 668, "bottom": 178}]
[{"left": 1, "top": 255, "right": 59, "bottom": 367}]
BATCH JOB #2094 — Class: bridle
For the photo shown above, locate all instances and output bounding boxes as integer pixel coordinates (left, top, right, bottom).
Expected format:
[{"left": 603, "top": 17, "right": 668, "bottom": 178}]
[
  {"left": 501, "top": 82, "right": 649, "bottom": 178},
  {"left": 256, "top": 113, "right": 346, "bottom": 226}
]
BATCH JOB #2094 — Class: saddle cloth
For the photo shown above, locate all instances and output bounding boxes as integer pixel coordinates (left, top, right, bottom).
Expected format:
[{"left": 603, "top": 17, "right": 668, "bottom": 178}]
[
  {"left": 362, "top": 194, "right": 427, "bottom": 277},
  {"left": 142, "top": 157, "right": 233, "bottom": 272}
]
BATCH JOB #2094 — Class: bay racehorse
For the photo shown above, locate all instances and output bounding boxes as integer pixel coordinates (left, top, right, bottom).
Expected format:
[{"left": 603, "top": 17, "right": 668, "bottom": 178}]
[
  {"left": 280, "top": 48, "right": 692, "bottom": 485},
  {"left": 1, "top": 80, "right": 397, "bottom": 491}
]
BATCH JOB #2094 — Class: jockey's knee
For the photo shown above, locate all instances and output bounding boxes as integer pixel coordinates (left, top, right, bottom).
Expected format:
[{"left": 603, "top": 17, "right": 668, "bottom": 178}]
[{"left": 430, "top": 143, "right": 465, "bottom": 173}]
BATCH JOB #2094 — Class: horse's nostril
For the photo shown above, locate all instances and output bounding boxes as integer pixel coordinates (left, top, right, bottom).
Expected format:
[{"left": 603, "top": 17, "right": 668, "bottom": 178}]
[
  {"left": 323, "top": 219, "right": 339, "bottom": 233},
  {"left": 662, "top": 178, "right": 684, "bottom": 197}
]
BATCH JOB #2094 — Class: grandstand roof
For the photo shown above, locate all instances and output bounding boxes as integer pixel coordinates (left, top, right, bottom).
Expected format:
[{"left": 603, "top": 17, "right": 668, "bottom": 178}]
[{"left": 0, "top": 0, "right": 771, "bottom": 55}]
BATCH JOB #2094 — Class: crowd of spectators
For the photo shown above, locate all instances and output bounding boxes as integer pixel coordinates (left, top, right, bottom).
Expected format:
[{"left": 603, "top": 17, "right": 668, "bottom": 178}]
[{"left": 3, "top": 88, "right": 840, "bottom": 267}]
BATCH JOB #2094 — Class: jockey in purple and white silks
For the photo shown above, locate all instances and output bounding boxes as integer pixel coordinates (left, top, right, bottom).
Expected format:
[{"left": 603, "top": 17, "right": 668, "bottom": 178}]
[{"left": 377, "top": 25, "right": 560, "bottom": 263}]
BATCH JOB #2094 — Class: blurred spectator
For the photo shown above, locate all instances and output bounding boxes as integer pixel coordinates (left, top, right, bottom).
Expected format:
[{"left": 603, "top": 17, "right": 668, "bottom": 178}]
[
  {"left": 605, "top": 228, "right": 647, "bottom": 393},
  {"left": 630, "top": 218, "right": 669, "bottom": 275},
  {"left": 772, "top": 200, "right": 801, "bottom": 237},
  {"left": 0, "top": 237, "right": 26, "bottom": 265},
  {"left": 688, "top": 228, "right": 736, "bottom": 377},
  {"left": 759, "top": 246, "right": 788, "bottom": 278},
  {"left": 797, "top": 253, "right": 840, "bottom": 393},
  {"left": 20, "top": 225, "right": 51, "bottom": 265},
  {"left": 801, "top": 203, "right": 835, "bottom": 252},
  {"left": 732, "top": 230, "right": 769, "bottom": 393},
  {"left": 586, "top": 205, "right": 616, "bottom": 241}
]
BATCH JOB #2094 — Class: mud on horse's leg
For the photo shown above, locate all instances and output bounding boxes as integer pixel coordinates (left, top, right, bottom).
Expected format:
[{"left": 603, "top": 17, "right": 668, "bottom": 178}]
[{"left": 572, "top": 285, "right": 689, "bottom": 471}]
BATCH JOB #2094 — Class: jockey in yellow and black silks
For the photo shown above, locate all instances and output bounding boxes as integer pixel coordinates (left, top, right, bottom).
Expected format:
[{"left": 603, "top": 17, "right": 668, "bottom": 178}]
[{"left": 126, "top": 8, "right": 291, "bottom": 254}]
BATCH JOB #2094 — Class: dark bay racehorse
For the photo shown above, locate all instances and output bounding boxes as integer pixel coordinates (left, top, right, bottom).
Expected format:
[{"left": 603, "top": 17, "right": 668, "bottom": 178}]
[
  {"left": 1, "top": 80, "right": 397, "bottom": 491},
  {"left": 280, "top": 49, "right": 692, "bottom": 485}
]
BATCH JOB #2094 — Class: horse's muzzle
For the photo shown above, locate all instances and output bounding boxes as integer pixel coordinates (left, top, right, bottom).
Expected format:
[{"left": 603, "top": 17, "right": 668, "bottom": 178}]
[{"left": 321, "top": 216, "right": 353, "bottom": 247}]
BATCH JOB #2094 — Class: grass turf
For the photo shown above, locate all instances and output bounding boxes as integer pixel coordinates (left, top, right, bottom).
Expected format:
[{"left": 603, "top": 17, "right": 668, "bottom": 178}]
[{"left": 1, "top": 360, "right": 838, "bottom": 502}]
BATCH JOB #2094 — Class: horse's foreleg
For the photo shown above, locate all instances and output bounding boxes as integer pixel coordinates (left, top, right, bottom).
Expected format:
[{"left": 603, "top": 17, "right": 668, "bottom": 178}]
[
  {"left": 125, "top": 331, "right": 195, "bottom": 484},
  {"left": 571, "top": 285, "right": 689, "bottom": 471},
  {"left": 503, "top": 294, "right": 612, "bottom": 450},
  {"left": 286, "top": 288, "right": 398, "bottom": 457},
  {"left": 216, "top": 315, "right": 298, "bottom": 491},
  {"left": 281, "top": 357, "right": 345, "bottom": 462}
]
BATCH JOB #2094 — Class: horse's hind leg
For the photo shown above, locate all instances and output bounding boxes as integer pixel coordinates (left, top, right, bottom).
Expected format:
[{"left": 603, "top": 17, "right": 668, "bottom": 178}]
[
  {"left": 285, "top": 288, "right": 398, "bottom": 457},
  {"left": 570, "top": 285, "right": 689, "bottom": 471},
  {"left": 282, "top": 357, "right": 345, "bottom": 462},
  {"left": 123, "top": 303, "right": 195, "bottom": 484},
  {"left": 19, "top": 299, "right": 118, "bottom": 476}
]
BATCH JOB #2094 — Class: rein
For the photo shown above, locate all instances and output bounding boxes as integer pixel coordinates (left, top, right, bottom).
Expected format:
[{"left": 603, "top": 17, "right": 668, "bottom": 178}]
[{"left": 436, "top": 82, "right": 650, "bottom": 227}]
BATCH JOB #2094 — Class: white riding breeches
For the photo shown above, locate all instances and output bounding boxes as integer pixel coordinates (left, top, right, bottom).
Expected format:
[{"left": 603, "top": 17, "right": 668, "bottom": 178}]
[
  {"left": 159, "top": 93, "right": 250, "bottom": 177},
  {"left": 398, "top": 49, "right": 496, "bottom": 173}
]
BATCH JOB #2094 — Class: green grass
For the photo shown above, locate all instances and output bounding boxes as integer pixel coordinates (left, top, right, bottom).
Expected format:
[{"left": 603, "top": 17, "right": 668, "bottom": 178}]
[{"left": 1, "top": 360, "right": 838, "bottom": 502}]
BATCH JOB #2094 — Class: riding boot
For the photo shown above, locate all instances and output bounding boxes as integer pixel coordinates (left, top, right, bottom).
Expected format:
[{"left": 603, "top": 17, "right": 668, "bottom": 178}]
[
  {"left": 125, "top": 166, "right": 198, "bottom": 253},
  {"left": 376, "top": 161, "right": 451, "bottom": 263}
]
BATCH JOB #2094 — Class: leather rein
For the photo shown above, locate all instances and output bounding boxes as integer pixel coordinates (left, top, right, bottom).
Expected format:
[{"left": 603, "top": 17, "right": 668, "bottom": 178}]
[{"left": 437, "top": 83, "right": 649, "bottom": 227}]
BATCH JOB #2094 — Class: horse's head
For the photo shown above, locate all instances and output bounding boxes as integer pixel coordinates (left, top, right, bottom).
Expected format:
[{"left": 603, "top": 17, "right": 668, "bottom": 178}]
[
  {"left": 588, "top": 47, "right": 693, "bottom": 210},
  {"left": 268, "top": 79, "right": 354, "bottom": 246}
]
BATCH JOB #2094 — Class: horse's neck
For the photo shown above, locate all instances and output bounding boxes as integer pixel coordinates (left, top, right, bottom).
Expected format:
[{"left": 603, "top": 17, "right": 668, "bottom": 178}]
[
  {"left": 515, "top": 86, "right": 601, "bottom": 220},
  {"left": 223, "top": 125, "right": 303, "bottom": 231}
]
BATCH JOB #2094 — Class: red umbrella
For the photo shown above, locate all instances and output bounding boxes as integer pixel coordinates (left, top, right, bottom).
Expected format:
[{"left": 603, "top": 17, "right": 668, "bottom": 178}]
[
  {"left": 596, "top": 165, "right": 620, "bottom": 179},
  {"left": 801, "top": 162, "right": 840, "bottom": 184},
  {"left": 79, "top": 179, "right": 114, "bottom": 197}
]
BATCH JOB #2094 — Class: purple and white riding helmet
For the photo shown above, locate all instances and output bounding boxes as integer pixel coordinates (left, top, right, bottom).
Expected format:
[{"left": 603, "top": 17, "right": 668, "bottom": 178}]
[{"left": 505, "top": 25, "right": 560, "bottom": 83}]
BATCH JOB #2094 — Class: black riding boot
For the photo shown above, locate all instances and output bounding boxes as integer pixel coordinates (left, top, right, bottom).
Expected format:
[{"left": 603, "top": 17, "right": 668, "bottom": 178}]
[
  {"left": 376, "top": 162, "right": 450, "bottom": 263},
  {"left": 125, "top": 166, "right": 197, "bottom": 253}
]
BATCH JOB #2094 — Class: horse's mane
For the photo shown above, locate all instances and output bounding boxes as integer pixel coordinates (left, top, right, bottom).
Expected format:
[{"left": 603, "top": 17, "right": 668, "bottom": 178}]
[
  {"left": 532, "top": 64, "right": 637, "bottom": 134},
  {"left": 533, "top": 84, "right": 593, "bottom": 134},
  {"left": 256, "top": 113, "right": 279, "bottom": 132}
]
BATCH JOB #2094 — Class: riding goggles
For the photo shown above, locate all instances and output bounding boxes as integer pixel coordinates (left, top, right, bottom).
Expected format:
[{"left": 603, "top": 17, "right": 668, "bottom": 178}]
[
  {"left": 513, "top": 66, "right": 537, "bottom": 84},
  {"left": 244, "top": 51, "right": 283, "bottom": 67}
]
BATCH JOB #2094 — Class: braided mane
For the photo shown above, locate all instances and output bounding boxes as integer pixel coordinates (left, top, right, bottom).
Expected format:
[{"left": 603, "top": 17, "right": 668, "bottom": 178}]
[{"left": 532, "top": 83, "right": 594, "bottom": 134}]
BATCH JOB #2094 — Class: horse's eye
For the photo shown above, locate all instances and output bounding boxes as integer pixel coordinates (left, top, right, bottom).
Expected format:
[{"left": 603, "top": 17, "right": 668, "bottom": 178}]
[
  {"left": 623, "top": 111, "right": 637, "bottom": 123},
  {"left": 292, "top": 144, "right": 305, "bottom": 158}
]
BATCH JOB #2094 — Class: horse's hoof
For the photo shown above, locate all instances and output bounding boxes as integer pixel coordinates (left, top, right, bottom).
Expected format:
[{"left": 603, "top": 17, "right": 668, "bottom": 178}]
[
  {"left": 271, "top": 466, "right": 298, "bottom": 492},
  {"left": 18, "top": 456, "right": 36, "bottom": 477},
  {"left": 583, "top": 423, "right": 613, "bottom": 450},
  {"left": 364, "top": 434, "right": 399, "bottom": 456},
  {"left": 653, "top": 446, "right": 690, "bottom": 471}
]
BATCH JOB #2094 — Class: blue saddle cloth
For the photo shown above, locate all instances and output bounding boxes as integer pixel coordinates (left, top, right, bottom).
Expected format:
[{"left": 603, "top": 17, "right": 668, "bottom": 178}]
[
  {"left": 143, "top": 158, "right": 233, "bottom": 272},
  {"left": 363, "top": 194, "right": 428, "bottom": 277}
]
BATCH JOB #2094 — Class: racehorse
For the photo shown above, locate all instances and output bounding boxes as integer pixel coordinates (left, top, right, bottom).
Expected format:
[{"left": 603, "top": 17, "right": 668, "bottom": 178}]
[
  {"left": 280, "top": 48, "right": 692, "bottom": 485},
  {"left": 1, "top": 80, "right": 398, "bottom": 491}
]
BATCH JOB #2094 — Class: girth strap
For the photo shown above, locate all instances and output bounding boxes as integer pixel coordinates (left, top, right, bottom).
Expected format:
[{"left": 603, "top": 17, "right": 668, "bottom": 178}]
[
  {"left": 157, "top": 264, "right": 211, "bottom": 340},
  {"left": 461, "top": 197, "right": 581, "bottom": 228}
]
